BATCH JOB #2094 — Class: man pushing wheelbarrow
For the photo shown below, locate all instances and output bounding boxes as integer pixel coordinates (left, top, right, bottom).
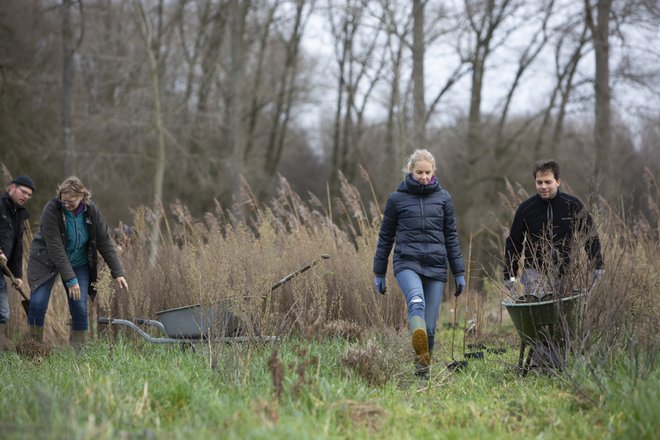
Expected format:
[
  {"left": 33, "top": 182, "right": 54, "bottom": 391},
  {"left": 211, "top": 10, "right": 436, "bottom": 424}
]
[{"left": 502, "top": 160, "right": 604, "bottom": 371}]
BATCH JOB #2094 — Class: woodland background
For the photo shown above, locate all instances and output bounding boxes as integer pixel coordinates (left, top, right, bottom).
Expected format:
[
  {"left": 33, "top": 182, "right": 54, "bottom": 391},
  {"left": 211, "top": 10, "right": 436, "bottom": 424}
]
[{"left": 1, "top": 0, "right": 659, "bottom": 275}]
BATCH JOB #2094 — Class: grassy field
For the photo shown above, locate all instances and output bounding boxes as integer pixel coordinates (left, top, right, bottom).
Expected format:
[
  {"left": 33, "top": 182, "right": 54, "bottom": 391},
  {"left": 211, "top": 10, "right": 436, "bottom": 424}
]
[
  {"left": 1, "top": 323, "right": 657, "bottom": 440},
  {"left": 2, "top": 177, "right": 658, "bottom": 439}
]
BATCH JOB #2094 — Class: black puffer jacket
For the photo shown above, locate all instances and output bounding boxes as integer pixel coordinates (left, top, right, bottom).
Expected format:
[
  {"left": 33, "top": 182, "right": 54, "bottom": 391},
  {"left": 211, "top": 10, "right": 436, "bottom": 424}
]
[
  {"left": 373, "top": 174, "right": 465, "bottom": 282},
  {"left": 504, "top": 191, "right": 603, "bottom": 279},
  {"left": 0, "top": 192, "right": 30, "bottom": 278},
  {"left": 27, "top": 199, "right": 124, "bottom": 298}
]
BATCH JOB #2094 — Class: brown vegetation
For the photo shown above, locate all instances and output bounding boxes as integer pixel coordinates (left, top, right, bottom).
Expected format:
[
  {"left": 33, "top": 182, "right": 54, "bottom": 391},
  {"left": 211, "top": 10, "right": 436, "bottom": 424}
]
[{"left": 5, "top": 170, "right": 658, "bottom": 377}]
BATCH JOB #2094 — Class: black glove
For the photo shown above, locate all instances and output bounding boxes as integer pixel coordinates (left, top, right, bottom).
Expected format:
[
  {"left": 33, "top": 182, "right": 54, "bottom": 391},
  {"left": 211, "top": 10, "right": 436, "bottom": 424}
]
[
  {"left": 454, "top": 275, "right": 466, "bottom": 297},
  {"left": 373, "top": 275, "right": 386, "bottom": 294}
]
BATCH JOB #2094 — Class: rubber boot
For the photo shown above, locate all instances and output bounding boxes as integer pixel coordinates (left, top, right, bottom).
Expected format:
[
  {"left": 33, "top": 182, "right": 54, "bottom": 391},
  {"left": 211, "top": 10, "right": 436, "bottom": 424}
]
[
  {"left": 29, "top": 325, "right": 44, "bottom": 342},
  {"left": 0, "top": 322, "right": 10, "bottom": 352},
  {"left": 409, "top": 316, "right": 430, "bottom": 376},
  {"left": 70, "top": 330, "right": 88, "bottom": 350}
]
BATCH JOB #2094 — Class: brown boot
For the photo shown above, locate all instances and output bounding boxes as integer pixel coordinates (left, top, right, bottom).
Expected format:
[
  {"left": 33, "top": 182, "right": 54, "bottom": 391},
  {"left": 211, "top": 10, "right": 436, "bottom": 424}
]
[
  {"left": 0, "top": 322, "right": 11, "bottom": 351},
  {"left": 70, "top": 330, "right": 88, "bottom": 349},
  {"left": 409, "top": 316, "right": 431, "bottom": 370},
  {"left": 29, "top": 325, "right": 44, "bottom": 342}
]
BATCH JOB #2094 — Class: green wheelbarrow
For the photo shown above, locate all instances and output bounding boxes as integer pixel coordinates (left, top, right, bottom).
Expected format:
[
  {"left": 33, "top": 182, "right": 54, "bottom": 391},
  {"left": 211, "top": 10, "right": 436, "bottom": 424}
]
[{"left": 503, "top": 291, "right": 588, "bottom": 373}]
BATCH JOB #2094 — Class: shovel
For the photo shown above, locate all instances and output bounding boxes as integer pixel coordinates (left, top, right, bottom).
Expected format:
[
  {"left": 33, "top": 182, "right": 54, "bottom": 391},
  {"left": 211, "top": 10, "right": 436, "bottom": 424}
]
[
  {"left": 0, "top": 259, "right": 30, "bottom": 316},
  {"left": 269, "top": 254, "right": 330, "bottom": 292},
  {"left": 251, "top": 254, "right": 329, "bottom": 335}
]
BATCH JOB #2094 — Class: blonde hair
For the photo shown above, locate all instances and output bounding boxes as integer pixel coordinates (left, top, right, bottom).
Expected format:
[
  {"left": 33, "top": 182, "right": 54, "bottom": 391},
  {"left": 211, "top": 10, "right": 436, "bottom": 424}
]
[
  {"left": 57, "top": 176, "right": 92, "bottom": 204},
  {"left": 403, "top": 149, "right": 436, "bottom": 173}
]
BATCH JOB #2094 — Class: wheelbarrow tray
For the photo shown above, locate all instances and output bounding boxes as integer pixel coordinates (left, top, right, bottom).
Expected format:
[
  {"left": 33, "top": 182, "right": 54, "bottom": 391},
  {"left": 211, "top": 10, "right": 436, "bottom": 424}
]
[
  {"left": 502, "top": 291, "right": 587, "bottom": 343},
  {"left": 156, "top": 302, "right": 242, "bottom": 339}
]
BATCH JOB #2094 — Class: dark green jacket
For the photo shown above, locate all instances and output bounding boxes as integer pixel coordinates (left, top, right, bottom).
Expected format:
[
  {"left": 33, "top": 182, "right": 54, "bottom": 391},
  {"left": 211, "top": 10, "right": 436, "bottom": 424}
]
[
  {"left": 27, "top": 199, "right": 124, "bottom": 298},
  {"left": 0, "top": 192, "right": 30, "bottom": 278}
]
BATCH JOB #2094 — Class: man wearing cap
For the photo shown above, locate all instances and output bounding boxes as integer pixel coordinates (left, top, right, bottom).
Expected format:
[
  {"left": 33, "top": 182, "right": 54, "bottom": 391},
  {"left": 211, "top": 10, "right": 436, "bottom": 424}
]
[{"left": 0, "top": 175, "right": 35, "bottom": 350}]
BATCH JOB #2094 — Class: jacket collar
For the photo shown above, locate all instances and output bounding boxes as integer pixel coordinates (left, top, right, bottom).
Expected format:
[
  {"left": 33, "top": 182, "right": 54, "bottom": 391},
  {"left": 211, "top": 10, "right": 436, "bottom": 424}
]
[
  {"left": 398, "top": 173, "right": 440, "bottom": 195},
  {"left": 1, "top": 191, "right": 26, "bottom": 215},
  {"left": 535, "top": 190, "right": 561, "bottom": 204}
]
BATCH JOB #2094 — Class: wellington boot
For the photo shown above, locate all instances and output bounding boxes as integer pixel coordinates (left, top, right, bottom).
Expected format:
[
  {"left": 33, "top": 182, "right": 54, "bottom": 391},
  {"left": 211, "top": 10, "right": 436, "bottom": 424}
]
[
  {"left": 409, "top": 316, "right": 430, "bottom": 367},
  {"left": 70, "top": 330, "right": 88, "bottom": 350},
  {"left": 0, "top": 322, "right": 11, "bottom": 352},
  {"left": 29, "top": 325, "right": 44, "bottom": 342}
]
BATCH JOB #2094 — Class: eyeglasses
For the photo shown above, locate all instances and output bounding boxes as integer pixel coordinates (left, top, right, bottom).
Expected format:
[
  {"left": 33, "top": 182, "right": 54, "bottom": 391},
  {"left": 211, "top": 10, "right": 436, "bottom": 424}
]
[
  {"left": 60, "top": 196, "right": 81, "bottom": 207},
  {"left": 15, "top": 186, "right": 32, "bottom": 199}
]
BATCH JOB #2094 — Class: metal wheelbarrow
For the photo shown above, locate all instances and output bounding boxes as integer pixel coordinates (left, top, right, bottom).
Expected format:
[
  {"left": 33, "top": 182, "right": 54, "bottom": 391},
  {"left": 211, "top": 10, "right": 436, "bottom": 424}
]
[
  {"left": 98, "top": 302, "right": 268, "bottom": 345},
  {"left": 503, "top": 290, "right": 588, "bottom": 373},
  {"left": 99, "top": 254, "right": 329, "bottom": 345}
]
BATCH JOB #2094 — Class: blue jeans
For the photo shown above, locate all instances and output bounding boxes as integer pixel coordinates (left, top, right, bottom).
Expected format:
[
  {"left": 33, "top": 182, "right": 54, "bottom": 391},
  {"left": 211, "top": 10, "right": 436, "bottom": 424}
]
[
  {"left": 395, "top": 269, "right": 445, "bottom": 353},
  {"left": 28, "top": 264, "right": 90, "bottom": 331},
  {"left": 0, "top": 275, "right": 8, "bottom": 324}
]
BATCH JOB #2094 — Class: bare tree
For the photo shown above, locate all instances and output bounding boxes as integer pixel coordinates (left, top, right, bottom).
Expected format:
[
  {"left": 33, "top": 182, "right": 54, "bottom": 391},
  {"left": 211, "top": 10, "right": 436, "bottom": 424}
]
[
  {"left": 225, "top": 0, "right": 250, "bottom": 214},
  {"left": 134, "top": 0, "right": 168, "bottom": 266},
  {"left": 263, "top": 0, "right": 314, "bottom": 188},
  {"left": 327, "top": 0, "right": 386, "bottom": 192},
  {"left": 585, "top": 0, "right": 612, "bottom": 196},
  {"left": 412, "top": 0, "right": 426, "bottom": 147},
  {"left": 461, "top": 0, "right": 518, "bottom": 181},
  {"left": 532, "top": 17, "right": 589, "bottom": 157},
  {"left": 244, "top": 2, "right": 278, "bottom": 165},
  {"left": 196, "top": 1, "right": 229, "bottom": 115},
  {"left": 177, "top": 0, "right": 214, "bottom": 109},
  {"left": 378, "top": 0, "right": 411, "bottom": 185},
  {"left": 493, "top": 1, "right": 554, "bottom": 157},
  {"left": 61, "top": 0, "right": 82, "bottom": 176}
]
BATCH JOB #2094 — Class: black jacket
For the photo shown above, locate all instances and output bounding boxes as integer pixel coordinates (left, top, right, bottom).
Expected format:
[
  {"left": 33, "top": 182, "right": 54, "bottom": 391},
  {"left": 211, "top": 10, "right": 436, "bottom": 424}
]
[
  {"left": 27, "top": 199, "right": 124, "bottom": 298},
  {"left": 0, "top": 192, "right": 30, "bottom": 278},
  {"left": 504, "top": 190, "right": 603, "bottom": 279},
  {"left": 373, "top": 174, "right": 465, "bottom": 282}
]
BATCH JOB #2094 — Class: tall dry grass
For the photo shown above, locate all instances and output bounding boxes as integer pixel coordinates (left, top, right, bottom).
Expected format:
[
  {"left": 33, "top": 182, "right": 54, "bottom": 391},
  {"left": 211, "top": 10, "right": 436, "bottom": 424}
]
[
  {"left": 8, "top": 167, "right": 657, "bottom": 372},
  {"left": 88, "top": 173, "right": 406, "bottom": 342}
]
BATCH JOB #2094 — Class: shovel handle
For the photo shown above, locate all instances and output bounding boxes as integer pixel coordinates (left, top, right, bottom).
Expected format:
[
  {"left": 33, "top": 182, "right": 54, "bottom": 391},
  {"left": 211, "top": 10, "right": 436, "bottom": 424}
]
[
  {"left": 0, "top": 258, "right": 30, "bottom": 301},
  {"left": 270, "top": 254, "right": 330, "bottom": 291}
]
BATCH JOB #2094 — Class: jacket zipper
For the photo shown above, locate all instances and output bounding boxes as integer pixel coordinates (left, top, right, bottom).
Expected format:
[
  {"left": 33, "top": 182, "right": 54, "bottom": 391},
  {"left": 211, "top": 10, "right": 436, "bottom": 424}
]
[{"left": 419, "top": 197, "right": 426, "bottom": 264}]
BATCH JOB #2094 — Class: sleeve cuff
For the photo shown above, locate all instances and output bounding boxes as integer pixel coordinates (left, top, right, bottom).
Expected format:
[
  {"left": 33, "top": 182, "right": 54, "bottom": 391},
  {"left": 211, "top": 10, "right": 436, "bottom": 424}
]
[{"left": 65, "top": 277, "right": 79, "bottom": 287}]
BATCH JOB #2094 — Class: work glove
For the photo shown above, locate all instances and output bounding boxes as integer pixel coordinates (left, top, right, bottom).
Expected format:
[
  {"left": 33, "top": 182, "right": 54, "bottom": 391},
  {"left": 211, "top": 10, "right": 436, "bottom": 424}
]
[
  {"left": 504, "top": 277, "right": 517, "bottom": 292},
  {"left": 454, "top": 275, "right": 466, "bottom": 297},
  {"left": 373, "top": 275, "right": 386, "bottom": 295},
  {"left": 593, "top": 269, "right": 605, "bottom": 283}
]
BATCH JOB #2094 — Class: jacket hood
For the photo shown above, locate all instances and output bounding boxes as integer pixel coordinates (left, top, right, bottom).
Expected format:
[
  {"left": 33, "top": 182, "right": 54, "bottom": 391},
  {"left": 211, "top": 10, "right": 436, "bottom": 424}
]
[{"left": 398, "top": 173, "right": 440, "bottom": 195}]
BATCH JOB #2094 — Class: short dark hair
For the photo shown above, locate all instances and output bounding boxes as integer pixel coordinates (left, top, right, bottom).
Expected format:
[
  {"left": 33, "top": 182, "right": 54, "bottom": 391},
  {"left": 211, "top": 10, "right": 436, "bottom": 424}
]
[{"left": 533, "top": 160, "right": 560, "bottom": 180}]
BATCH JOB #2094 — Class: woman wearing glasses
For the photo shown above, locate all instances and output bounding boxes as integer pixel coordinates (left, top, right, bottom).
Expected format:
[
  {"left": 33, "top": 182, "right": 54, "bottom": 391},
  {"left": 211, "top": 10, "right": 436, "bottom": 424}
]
[{"left": 26, "top": 176, "right": 128, "bottom": 346}]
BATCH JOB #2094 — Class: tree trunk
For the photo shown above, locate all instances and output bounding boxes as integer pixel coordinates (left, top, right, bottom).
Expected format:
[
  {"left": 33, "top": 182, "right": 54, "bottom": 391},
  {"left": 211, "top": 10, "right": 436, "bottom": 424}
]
[
  {"left": 385, "top": 32, "right": 404, "bottom": 189},
  {"left": 264, "top": 0, "right": 308, "bottom": 185},
  {"left": 135, "top": 0, "right": 167, "bottom": 267},
  {"left": 586, "top": 0, "right": 612, "bottom": 196},
  {"left": 226, "top": 0, "right": 248, "bottom": 216},
  {"left": 412, "top": 0, "right": 426, "bottom": 147},
  {"left": 62, "top": 0, "right": 75, "bottom": 176},
  {"left": 330, "top": 9, "right": 350, "bottom": 195},
  {"left": 245, "top": 3, "right": 276, "bottom": 165}
]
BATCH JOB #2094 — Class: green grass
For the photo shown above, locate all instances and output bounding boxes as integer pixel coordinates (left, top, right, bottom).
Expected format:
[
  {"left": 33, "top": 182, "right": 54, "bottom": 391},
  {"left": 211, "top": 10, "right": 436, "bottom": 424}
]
[{"left": 1, "top": 333, "right": 657, "bottom": 439}]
